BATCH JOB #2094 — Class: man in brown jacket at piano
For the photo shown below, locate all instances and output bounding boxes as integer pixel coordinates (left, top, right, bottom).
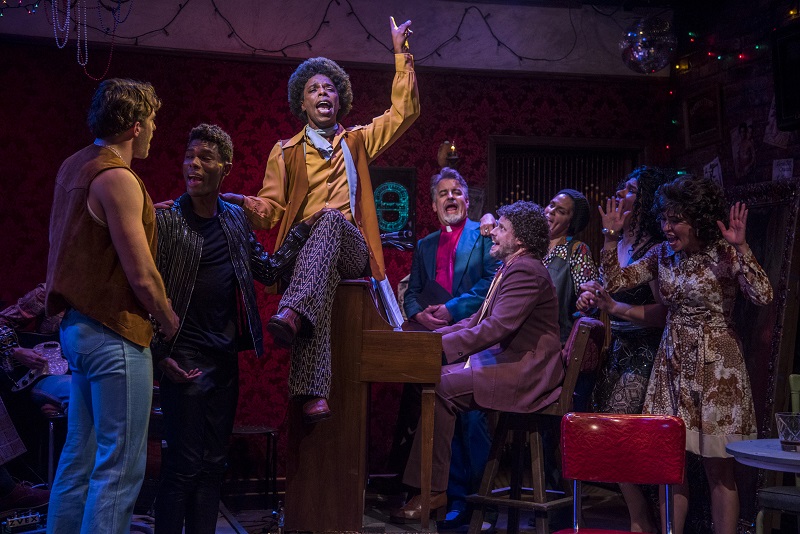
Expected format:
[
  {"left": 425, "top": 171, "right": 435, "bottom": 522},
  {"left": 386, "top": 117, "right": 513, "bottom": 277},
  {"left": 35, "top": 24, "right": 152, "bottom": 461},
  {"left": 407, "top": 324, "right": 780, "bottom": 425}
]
[{"left": 392, "top": 200, "right": 565, "bottom": 522}]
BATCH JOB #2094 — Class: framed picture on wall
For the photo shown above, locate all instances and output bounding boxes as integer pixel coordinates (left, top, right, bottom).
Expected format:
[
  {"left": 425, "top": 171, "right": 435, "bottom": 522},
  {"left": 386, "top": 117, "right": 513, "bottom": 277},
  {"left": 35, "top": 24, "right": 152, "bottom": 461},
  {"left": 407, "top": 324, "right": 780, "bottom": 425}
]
[{"left": 683, "top": 86, "right": 723, "bottom": 149}]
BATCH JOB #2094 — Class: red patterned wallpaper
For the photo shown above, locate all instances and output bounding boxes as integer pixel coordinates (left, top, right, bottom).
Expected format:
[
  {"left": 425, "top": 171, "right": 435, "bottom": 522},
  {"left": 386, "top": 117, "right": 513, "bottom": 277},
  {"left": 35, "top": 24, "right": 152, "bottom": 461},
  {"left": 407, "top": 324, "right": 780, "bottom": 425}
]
[{"left": 0, "top": 41, "right": 670, "bottom": 474}]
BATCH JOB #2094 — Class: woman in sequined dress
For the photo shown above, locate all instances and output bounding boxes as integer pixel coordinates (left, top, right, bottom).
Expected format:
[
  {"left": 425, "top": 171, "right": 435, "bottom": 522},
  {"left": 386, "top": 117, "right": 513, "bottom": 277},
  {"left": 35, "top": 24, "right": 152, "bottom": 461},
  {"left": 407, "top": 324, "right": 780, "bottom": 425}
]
[
  {"left": 577, "top": 166, "right": 672, "bottom": 532},
  {"left": 594, "top": 174, "right": 772, "bottom": 534}
]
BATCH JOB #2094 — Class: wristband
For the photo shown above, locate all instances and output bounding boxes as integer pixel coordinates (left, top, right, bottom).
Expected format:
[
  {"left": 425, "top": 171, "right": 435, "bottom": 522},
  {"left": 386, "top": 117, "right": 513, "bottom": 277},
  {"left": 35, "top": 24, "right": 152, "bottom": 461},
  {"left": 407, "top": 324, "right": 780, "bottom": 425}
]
[{"left": 602, "top": 227, "right": 622, "bottom": 240}]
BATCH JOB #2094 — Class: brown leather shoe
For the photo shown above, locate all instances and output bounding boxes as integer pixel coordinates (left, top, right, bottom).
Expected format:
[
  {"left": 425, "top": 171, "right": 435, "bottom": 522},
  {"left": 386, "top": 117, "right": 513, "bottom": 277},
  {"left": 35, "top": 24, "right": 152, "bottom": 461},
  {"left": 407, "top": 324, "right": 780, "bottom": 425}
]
[
  {"left": 302, "top": 397, "right": 331, "bottom": 424},
  {"left": 389, "top": 491, "right": 447, "bottom": 523},
  {"left": 267, "top": 307, "right": 301, "bottom": 346}
]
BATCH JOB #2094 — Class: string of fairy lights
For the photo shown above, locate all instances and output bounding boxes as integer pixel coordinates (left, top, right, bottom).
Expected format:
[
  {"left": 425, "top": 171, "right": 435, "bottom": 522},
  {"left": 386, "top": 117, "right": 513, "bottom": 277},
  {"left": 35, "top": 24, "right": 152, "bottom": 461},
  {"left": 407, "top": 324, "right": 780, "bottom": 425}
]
[
  {"left": 3, "top": 0, "right": 583, "bottom": 79},
  {"left": 3, "top": 0, "right": 799, "bottom": 85}
]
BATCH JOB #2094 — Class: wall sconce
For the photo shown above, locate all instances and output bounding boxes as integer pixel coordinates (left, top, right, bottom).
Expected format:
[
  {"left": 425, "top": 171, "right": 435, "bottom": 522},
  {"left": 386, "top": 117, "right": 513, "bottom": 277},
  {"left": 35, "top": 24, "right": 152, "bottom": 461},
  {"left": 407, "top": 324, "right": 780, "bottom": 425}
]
[{"left": 436, "top": 140, "right": 460, "bottom": 169}]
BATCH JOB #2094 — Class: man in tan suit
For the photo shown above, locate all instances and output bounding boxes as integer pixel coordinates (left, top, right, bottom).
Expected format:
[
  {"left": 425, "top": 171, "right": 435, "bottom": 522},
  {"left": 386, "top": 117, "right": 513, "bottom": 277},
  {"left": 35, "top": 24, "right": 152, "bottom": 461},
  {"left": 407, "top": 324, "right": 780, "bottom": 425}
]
[{"left": 392, "top": 200, "right": 564, "bottom": 522}]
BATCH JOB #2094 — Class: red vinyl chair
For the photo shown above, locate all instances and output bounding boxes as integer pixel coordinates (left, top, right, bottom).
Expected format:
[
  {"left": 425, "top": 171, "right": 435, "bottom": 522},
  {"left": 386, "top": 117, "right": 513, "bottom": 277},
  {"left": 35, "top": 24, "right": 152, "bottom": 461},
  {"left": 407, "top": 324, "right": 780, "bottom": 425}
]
[{"left": 555, "top": 412, "right": 686, "bottom": 534}]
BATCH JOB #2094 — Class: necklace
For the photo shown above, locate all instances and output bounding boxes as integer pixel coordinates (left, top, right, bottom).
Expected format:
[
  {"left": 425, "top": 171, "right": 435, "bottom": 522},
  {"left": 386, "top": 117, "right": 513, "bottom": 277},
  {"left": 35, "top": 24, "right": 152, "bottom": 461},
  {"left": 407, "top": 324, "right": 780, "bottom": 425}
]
[{"left": 94, "top": 141, "right": 124, "bottom": 162}]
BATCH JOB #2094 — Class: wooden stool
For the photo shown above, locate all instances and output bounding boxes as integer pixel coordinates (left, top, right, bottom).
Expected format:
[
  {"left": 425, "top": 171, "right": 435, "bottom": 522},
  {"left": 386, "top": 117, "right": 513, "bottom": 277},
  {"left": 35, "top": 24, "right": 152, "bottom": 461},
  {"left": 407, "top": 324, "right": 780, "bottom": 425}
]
[
  {"left": 466, "top": 317, "right": 606, "bottom": 534},
  {"left": 231, "top": 425, "right": 279, "bottom": 510}
]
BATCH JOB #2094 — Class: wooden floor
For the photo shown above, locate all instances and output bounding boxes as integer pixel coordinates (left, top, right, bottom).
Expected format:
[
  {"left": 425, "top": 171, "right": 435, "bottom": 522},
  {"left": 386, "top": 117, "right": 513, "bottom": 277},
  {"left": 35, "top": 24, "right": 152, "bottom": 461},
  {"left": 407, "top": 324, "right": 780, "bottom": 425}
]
[{"left": 216, "top": 484, "right": 631, "bottom": 533}]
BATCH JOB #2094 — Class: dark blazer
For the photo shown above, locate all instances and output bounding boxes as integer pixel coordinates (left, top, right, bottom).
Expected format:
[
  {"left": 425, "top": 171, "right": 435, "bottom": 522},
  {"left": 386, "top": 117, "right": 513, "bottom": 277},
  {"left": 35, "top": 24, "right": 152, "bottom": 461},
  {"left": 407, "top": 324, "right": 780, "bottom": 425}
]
[
  {"left": 404, "top": 219, "right": 500, "bottom": 323},
  {"left": 438, "top": 253, "right": 564, "bottom": 413}
]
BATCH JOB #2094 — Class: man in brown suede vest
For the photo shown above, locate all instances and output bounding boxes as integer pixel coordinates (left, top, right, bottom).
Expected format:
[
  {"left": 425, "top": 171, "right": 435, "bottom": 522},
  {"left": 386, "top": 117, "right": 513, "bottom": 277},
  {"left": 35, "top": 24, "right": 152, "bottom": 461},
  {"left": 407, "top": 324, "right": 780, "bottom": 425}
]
[{"left": 45, "top": 79, "right": 178, "bottom": 534}]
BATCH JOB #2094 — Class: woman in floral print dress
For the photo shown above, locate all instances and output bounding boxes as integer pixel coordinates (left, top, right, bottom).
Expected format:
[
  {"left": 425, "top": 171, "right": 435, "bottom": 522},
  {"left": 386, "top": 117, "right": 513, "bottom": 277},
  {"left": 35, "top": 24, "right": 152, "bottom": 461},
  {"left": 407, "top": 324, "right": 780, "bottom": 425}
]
[{"left": 595, "top": 174, "right": 772, "bottom": 534}]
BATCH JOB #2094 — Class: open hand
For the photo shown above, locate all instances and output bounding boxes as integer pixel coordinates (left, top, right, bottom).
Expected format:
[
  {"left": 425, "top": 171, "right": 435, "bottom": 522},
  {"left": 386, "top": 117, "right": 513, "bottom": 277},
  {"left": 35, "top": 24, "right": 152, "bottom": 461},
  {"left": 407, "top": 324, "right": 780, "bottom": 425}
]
[
  {"left": 12, "top": 347, "right": 47, "bottom": 371},
  {"left": 153, "top": 200, "right": 174, "bottom": 210},
  {"left": 599, "top": 196, "right": 630, "bottom": 234},
  {"left": 717, "top": 202, "right": 748, "bottom": 248},
  {"left": 220, "top": 192, "right": 244, "bottom": 206},
  {"left": 158, "top": 357, "right": 202, "bottom": 383}
]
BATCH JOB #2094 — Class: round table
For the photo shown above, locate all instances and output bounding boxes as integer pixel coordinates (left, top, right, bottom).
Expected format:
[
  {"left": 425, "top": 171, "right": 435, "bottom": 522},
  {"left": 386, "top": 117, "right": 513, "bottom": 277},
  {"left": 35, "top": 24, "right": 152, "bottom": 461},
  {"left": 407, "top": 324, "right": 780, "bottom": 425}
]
[{"left": 726, "top": 439, "right": 800, "bottom": 473}]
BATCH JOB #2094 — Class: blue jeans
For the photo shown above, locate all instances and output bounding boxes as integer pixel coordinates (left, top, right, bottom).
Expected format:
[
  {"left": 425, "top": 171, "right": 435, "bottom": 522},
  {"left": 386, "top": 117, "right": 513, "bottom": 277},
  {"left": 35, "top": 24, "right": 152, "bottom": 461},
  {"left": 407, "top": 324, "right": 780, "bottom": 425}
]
[
  {"left": 47, "top": 310, "right": 153, "bottom": 534},
  {"left": 447, "top": 410, "right": 491, "bottom": 507}
]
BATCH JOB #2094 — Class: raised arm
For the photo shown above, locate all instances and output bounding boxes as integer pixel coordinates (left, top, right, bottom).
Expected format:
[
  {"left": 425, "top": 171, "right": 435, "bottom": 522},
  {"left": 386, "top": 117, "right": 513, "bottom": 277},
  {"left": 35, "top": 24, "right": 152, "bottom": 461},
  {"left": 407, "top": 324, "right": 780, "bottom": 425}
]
[
  {"left": 362, "top": 17, "right": 420, "bottom": 161},
  {"left": 719, "top": 202, "right": 773, "bottom": 305}
]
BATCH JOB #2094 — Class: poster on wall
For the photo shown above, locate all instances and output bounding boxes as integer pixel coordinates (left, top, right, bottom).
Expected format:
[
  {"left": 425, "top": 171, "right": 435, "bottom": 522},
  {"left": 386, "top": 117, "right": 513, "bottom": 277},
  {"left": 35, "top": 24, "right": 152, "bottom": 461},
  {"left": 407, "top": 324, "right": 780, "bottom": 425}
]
[
  {"left": 683, "top": 86, "right": 722, "bottom": 149},
  {"left": 704, "top": 156, "right": 723, "bottom": 187},
  {"left": 764, "top": 97, "right": 792, "bottom": 149},
  {"left": 369, "top": 166, "right": 416, "bottom": 251},
  {"left": 731, "top": 120, "right": 756, "bottom": 179}
]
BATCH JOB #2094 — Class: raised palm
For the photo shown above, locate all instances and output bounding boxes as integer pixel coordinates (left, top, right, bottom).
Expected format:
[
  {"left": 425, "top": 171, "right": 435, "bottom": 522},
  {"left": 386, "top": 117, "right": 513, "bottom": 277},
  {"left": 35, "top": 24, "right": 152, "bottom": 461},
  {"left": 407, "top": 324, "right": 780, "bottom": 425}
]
[{"left": 717, "top": 202, "right": 748, "bottom": 246}]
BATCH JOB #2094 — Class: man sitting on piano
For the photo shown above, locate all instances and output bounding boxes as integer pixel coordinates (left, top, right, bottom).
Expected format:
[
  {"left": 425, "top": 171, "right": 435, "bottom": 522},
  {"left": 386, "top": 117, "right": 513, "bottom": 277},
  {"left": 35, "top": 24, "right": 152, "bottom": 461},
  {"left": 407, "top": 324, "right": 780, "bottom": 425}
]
[
  {"left": 391, "top": 200, "right": 565, "bottom": 522},
  {"left": 221, "top": 17, "right": 419, "bottom": 423},
  {"left": 391, "top": 167, "right": 500, "bottom": 529}
]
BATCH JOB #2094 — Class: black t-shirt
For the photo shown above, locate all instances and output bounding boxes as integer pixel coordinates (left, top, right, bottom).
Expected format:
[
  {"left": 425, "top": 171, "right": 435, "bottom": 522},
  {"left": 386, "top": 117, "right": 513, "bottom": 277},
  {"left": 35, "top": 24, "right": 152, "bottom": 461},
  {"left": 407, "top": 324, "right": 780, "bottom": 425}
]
[{"left": 175, "top": 207, "right": 238, "bottom": 354}]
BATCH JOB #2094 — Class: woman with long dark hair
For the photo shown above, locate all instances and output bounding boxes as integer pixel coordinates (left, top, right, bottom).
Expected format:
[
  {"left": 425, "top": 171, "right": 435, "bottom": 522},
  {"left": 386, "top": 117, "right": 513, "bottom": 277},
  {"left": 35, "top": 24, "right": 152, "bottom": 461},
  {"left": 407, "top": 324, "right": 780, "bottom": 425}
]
[{"left": 578, "top": 166, "right": 673, "bottom": 532}]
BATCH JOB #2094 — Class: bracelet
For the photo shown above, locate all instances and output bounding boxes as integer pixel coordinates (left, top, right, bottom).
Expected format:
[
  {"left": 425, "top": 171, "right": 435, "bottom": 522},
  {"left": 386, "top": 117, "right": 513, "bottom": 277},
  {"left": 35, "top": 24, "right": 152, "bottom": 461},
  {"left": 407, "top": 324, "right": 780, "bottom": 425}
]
[{"left": 602, "top": 227, "right": 622, "bottom": 240}]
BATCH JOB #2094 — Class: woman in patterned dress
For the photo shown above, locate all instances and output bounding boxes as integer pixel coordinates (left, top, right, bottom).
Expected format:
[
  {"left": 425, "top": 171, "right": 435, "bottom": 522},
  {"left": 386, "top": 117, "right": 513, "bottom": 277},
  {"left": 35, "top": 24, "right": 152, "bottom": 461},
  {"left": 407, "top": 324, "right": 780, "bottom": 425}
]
[
  {"left": 577, "top": 166, "right": 673, "bottom": 532},
  {"left": 594, "top": 174, "right": 772, "bottom": 534}
]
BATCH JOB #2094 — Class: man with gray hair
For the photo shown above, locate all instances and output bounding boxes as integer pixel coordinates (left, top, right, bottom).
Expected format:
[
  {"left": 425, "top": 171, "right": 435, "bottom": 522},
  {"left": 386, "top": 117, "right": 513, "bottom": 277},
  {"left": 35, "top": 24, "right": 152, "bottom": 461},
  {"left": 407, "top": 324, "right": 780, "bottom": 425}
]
[{"left": 393, "top": 166, "right": 499, "bottom": 528}]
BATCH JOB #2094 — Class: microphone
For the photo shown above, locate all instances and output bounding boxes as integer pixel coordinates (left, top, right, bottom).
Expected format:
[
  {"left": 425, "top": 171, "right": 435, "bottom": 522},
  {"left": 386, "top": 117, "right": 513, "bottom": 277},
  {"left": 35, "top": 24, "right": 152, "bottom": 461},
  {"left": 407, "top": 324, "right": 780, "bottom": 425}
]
[{"left": 380, "top": 230, "right": 412, "bottom": 240}]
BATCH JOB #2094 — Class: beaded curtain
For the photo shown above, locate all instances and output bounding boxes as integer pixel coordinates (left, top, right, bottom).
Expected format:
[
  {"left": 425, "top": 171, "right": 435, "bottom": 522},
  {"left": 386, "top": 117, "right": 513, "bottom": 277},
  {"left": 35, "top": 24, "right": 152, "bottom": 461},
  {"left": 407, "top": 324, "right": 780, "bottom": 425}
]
[{"left": 0, "top": 41, "right": 670, "bottom": 474}]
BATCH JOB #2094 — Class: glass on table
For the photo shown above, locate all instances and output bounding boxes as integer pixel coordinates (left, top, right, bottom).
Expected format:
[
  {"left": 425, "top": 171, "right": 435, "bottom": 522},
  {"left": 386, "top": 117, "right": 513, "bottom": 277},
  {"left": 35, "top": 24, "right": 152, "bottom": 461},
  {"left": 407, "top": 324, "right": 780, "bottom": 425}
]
[{"left": 775, "top": 412, "right": 800, "bottom": 452}]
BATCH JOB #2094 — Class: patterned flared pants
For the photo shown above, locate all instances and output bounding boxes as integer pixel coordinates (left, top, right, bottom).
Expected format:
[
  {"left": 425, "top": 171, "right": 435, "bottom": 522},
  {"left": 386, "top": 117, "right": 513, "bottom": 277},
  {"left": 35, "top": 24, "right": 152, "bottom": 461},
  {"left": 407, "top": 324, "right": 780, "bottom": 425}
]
[{"left": 281, "top": 211, "right": 368, "bottom": 399}]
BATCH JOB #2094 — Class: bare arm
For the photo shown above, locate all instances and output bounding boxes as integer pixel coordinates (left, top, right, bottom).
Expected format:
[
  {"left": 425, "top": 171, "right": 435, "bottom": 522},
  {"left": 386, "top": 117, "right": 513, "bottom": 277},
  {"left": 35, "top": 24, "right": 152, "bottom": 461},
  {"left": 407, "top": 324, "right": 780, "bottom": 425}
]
[
  {"left": 580, "top": 283, "right": 667, "bottom": 328},
  {"left": 89, "top": 168, "right": 179, "bottom": 339}
]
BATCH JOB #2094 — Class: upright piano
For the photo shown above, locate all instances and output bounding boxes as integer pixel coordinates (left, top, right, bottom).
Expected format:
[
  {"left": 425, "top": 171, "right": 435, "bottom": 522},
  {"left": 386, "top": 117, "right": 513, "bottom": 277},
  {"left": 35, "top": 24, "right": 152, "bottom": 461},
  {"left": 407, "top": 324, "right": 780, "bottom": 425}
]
[{"left": 285, "top": 280, "right": 442, "bottom": 532}]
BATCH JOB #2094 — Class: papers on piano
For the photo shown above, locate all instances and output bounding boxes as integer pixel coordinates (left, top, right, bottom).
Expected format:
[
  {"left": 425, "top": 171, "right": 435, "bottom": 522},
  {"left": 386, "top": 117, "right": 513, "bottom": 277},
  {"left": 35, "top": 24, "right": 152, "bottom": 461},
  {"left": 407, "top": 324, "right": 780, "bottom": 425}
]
[{"left": 374, "top": 277, "right": 404, "bottom": 330}]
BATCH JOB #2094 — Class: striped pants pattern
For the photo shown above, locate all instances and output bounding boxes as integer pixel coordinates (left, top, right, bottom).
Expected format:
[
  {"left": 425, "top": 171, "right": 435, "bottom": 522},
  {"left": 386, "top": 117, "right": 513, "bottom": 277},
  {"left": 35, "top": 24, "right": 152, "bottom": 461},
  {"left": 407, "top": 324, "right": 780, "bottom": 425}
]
[{"left": 281, "top": 211, "right": 369, "bottom": 398}]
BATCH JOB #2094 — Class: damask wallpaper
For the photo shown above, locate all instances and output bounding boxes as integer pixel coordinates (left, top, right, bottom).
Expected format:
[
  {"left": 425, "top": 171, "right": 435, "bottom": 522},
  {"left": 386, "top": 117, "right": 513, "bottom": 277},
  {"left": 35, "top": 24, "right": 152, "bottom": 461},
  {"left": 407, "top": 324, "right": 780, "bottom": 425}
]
[{"left": 0, "top": 41, "right": 670, "bottom": 474}]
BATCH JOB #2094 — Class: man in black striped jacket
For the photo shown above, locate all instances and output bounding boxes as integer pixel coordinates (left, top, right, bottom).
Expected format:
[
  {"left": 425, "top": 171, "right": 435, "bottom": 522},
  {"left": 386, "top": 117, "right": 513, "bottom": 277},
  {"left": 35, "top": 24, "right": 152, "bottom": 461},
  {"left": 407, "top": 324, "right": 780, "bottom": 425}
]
[{"left": 151, "top": 123, "right": 325, "bottom": 534}]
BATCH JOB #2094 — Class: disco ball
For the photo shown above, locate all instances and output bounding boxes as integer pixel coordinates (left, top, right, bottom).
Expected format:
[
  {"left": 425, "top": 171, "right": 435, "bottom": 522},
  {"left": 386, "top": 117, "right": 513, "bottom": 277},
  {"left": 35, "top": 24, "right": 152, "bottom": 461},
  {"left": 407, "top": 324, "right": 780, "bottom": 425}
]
[{"left": 619, "top": 17, "right": 677, "bottom": 74}]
